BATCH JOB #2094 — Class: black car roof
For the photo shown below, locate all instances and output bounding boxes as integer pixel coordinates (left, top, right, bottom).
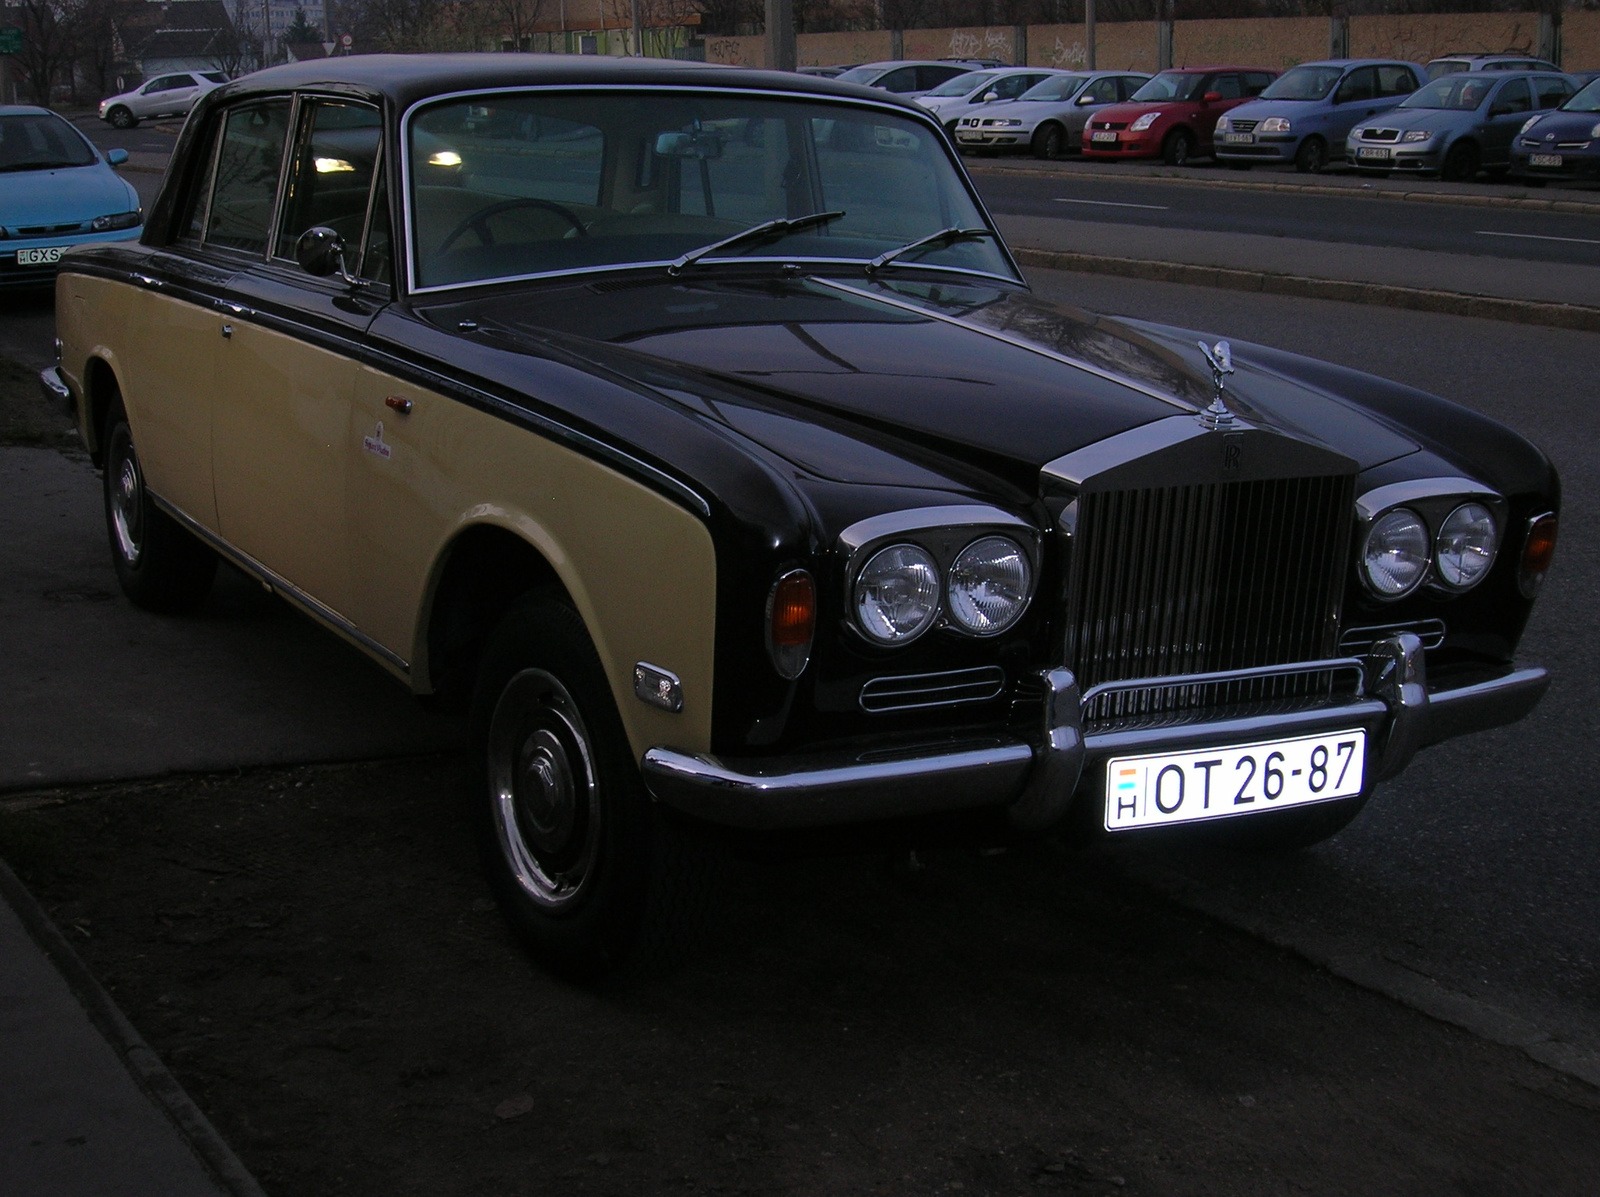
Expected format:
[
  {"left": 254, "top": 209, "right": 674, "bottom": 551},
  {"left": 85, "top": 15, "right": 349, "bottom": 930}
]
[{"left": 215, "top": 52, "right": 924, "bottom": 115}]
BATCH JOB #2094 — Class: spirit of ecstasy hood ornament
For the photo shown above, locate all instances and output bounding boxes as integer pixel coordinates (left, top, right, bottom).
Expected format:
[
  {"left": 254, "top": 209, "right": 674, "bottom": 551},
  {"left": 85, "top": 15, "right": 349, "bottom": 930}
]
[{"left": 1196, "top": 339, "right": 1236, "bottom": 431}]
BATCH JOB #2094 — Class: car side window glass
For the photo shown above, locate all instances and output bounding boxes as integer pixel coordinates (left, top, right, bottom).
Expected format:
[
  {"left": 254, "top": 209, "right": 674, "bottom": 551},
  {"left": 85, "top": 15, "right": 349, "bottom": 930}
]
[
  {"left": 360, "top": 165, "right": 392, "bottom": 286},
  {"left": 1118, "top": 77, "right": 1142, "bottom": 101},
  {"left": 1244, "top": 73, "right": 1273, "bottom": 97},
  {"left": 1494, "top": 78, "right": 1532, "bottom": 114},
  {"left": 1089, "top": 78, "right": 1118, "bottom": 103},
  {"left": 995, "top": 76, "right": 1028, "bottom": 99},
  {"left": 274, "top": 99, "right": 382, "bottom": 261},
  {"left": 175, "top": 116, "right": 221, "bottom": 243},
  {"left": 1534, "top": 78, "right": 1571, "bottom": 109},
  {"left": 877, "top": 68, "right": 917, "bottom": 93},
  {"left": 172, "top": 75, "right": 197, "bottom": 89},
  {"left": 1376, "top": 66, "right": 1417, "bottom": 97},
  {"left": 1212, "top": 75, "right": 1242, "bottom": 100},
  {"left": 918, "top": 66, "right": 964, "bottom": 91},
  {"left": 1337, "top": 68, "right": 1378, "bottom": 104},
  {"left": 205, "top": 99, "right": 292, "bottom": 257}
]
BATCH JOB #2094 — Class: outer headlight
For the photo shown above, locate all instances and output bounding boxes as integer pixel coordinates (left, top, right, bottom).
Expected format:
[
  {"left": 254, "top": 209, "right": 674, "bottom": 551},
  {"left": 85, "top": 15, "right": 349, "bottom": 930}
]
[
  {"left": 1363, "top": 508, "right": 1430, "bottom": 597},
  {"left": 92, "top": 210, "right": 141, "bottom": 231},
  {"left": 1591, "top": 121, "right": 1600, "bottom": 139},
  {"left": 1435, "top": 502, "right": 1497, "bottom": 590},
  {"left": 1519, "top": 115, "right": 1542, "bottom": 135},
  {"left": 948, "top": 536, "right": 1032, "bottom": 636},
  {"left": 854, "top": 543, "right": 940, "bottom": 644},
  {"left": 1402, "top": 130, "right": 1432, "bottom": 142},
  {"left": 1130, "top": 112, "right": 1159, "bottom": 132},
  {"left": 1216, "top": 117, "right": 1230, "bottom": 132},
  {"left": 1259, "top": 117, "right": 1291, "bottom": 133}
]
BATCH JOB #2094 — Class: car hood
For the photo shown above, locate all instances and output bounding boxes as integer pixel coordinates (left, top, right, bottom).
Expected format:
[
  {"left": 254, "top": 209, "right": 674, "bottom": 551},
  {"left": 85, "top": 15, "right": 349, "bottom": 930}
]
[
  {"left": 1091, "top": 102, "right": 1183, "bottom": 124},
  {"left": 1227, "top": 98, "right": 1323, "bottom": 122},
  {"left": 435, "top": 274, "right": 1418, "bottom": 488},
  {"left": 1523, "top": 110, "right": 1600, "bottom": 140},
  {"left": 0, "top": 163, "right": 134, "bottom": 227},
  {"left": 1373, "top": 107, "right": 1475, "bottom": 133}
]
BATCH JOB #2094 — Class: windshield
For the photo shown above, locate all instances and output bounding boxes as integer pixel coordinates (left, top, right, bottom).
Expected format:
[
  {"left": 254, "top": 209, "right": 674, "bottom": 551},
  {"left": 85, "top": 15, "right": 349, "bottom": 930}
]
[
  {"left": 408, "top": 92, "right": 1010, "bottom": 290},
  {"left": 0, "top": 112, "right": 97, "bottom": 172},
  {"left": 1130, "top": 73, "right": 1206, "bottom": 103},
  {"left": 834, "top": 65, "right": 883, "bottom": 84},
  {"left": 1565, "top": 79, "right": 1600, "bottom": 112},
  {"left": 1260, "top": 66, "right": 1344, "bottom": 101},
  {"left": 1021, "top": 75, "right": 1088, "bottom": 101},
  {"left": 926, "top": 71, "right": 998, "bottom": 97},
  {"left": 1401, "top": 76, "right": 1493, "bottom": 110}
]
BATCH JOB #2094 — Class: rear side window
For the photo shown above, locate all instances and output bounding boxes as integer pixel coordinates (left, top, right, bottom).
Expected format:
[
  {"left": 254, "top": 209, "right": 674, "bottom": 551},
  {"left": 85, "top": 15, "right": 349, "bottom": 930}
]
[
  {"left": 1534, "top": 77, "right": 1573, "bottom": 109},
  {"left": 1376, "top": 66, "right": 1418, "bottom": 97},
  {"left": 876, "top": 67, "right": 918, "bottom": 93},
  {"left": 1336, "top": 68, "right": 1378, "bottom": 104},
  {"left": 918, "top": 65, "right": 967, "bottom": 91},
  {"left": 206, "top": 99, "right": 292, "bottom": 256}
]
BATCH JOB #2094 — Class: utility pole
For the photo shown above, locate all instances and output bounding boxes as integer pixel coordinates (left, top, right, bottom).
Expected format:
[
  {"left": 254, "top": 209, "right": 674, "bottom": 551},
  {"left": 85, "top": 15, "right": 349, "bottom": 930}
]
[
  {"left": 1085, "top": 0, "right": 1095, "bottom": 69},
  {"left": 765, "top": 0, "right": 795, "bottom": 72},
  {"left": 631, "top": 0, "right": 642, "bottom": 55}
]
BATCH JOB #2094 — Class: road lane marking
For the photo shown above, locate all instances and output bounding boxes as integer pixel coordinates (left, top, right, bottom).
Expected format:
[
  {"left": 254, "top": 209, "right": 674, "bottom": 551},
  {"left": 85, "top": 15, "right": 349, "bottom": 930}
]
[
  {"left": 1054, "top": 197, "right": 1171, "bottom": 210},
  {"left": 1476, "top": 230, "right": 1600, "bottom": 246}
]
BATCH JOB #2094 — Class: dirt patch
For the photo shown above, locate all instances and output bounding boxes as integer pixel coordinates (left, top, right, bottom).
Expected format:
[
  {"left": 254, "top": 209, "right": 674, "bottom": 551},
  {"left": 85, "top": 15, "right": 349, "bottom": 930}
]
[
  {"left": 4, "top": 760, "right": 1599, "bottom": 1196},
  {"left": 0, "top": 353, "right": 79, "bottom": 449}
]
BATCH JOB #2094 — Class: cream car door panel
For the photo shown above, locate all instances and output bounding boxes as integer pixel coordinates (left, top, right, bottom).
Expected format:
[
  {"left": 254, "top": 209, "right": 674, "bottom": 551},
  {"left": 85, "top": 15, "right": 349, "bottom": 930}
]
[{"left": 348, "top": 366, "right": 718, "bottom": 758}]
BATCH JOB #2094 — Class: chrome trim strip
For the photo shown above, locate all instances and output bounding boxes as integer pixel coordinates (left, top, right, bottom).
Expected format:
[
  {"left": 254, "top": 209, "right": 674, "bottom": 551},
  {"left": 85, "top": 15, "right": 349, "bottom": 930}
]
[
  {"left": 1355, "top": 476, "right": 1499, "bottom": 522},
  {"left": 1042, "top": 415, "right": 1210, "bottom": 489},
  {"left": 858, "top": 665, "right": 1006, "bottom": 713},
  {"left": 812, "top": 277, "right": 1192, "bottom": 413},
  {"left": 836, "top": 504, "right": 1033, "bottom": 556},
  {"left": 1079, "top": 657, "right": 1368, "bottom": 710},
  {"left": 1339, "top": 619, "right": 1446, "bottom": 654},
  {"left": 148, "top": 491, "right": 410, "bottom": 675}
]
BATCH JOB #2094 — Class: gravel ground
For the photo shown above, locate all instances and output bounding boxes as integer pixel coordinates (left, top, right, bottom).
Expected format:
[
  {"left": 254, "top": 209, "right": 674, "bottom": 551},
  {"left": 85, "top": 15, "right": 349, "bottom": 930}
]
[{"left": 3, "top": 759, "right": 1599, "bottom": 1197}]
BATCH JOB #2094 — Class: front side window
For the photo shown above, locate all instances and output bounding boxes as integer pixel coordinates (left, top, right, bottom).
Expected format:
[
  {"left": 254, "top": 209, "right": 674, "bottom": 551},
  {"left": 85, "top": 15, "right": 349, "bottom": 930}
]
[
  {"left": 1533, "top": 77, "right": 1572, "bottom": 109},
  {"left": 1084, "top": 77, "right": 1118, "bottom": 104},
  {"left": 875, "top": 67, "right": 919, "bottom": 94},
  {"left": 1020, "top": 76, "right": 1086, "bottom": 102},
  {"left": 1336, "top": 68, "right": 1378, "bottom": 104},
  {"left": 206, "top": 99, "right": 292, "bottom": 255},
  {"left": 275, "top": 100, "right": 382, "bottom": 261},
  {"left": 1131, "top": 73, "right": 1207, "bottom": 103},
  {"left": 1211, "top": 74, "right": 1242, "bottom": 100},
  {"left": 1492, "top": 78, "right": 1532, "bottom": 114},
  {"left": 408, "top": 92, "right": 1008, "bottom": 290}
]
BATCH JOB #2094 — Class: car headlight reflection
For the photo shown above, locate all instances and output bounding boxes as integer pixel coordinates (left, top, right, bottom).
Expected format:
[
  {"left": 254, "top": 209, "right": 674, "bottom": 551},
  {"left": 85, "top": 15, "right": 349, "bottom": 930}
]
[
  {"left": 948, "top": 536, "right": 1032, "bottom": 636},
  {"left": 1129, "top": 112, "right": 1159, "bottom": 132},
  {"left": 855, "top": 543, "right": 940, "bottom": 644},
  {"left": 1435, "top": 502, "right": 1497, "bottom": 589},
  {"left": 1363, "top": 508, "right": 1430, "bottom": 597}
]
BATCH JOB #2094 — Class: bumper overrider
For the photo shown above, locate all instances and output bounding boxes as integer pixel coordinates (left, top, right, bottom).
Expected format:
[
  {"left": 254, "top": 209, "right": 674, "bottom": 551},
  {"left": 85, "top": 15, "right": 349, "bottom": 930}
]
[
  {"left": 40, "top": 365, "right": 74, "bottom": 420},
  {"left": 641, "top": 634, "right": 1547, "bottom": 831}
]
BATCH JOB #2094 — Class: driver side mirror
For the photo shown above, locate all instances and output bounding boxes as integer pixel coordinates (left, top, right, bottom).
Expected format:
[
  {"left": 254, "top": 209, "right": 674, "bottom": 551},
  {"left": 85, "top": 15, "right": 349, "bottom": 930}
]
[
  {"left": 982, "top": 91, "right": 1000, "bottom": 103},
  {"left": 1203, "top": 91, "right": 1224, "bottom": 103},
  {"left": 1076, "top": 93, "right": 1096, "bottom": 105},
  {"left": 296, "top": 226, "right": 359, "bottom": 286},
  {"left": 106, "top": 148, "right": 128, "bottom": 166}
]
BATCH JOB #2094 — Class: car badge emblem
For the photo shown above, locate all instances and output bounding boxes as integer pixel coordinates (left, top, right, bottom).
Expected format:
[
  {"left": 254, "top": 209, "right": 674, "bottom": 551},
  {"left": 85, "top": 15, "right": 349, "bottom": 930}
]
[
  {"left": 1546, "top": 132, "right": 1555, "bottom": 140},
  {"left": 1196, "top": 339, "right": 1237, "bottom": 432}
]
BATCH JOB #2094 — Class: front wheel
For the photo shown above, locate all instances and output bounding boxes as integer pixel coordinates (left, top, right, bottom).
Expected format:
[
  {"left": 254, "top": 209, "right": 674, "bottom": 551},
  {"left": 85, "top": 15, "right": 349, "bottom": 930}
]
[
  {"left": 1294, "top": 136, "right": 1327, "bottom": 174},
  {"left": 1162, "top": 128, "right": 1195, "bottom": 166},
  {"left": 102, "top": 400, "right": 216, "bottom": 612},
  {"left": 1032, "top": 123, "right": 1067, "bottom": 160},
  {"left": 469, "top": 597, "right": 713, "bottom": 979},
  {"left": 1440, "top": 141, "right": 1480, "bottom": 182},
  {"left": 105, "top": 106, "right": 137, "bottom": 130}
]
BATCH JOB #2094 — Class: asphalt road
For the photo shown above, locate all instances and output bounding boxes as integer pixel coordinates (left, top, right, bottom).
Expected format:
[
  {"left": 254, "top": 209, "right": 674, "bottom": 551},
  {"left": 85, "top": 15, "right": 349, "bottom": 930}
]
[
  {"left": 69, "top": 113, "right": 182, "bottom": 157},
  {"left": 971, "top": 168, "right": 1600, "bottom": 266}
]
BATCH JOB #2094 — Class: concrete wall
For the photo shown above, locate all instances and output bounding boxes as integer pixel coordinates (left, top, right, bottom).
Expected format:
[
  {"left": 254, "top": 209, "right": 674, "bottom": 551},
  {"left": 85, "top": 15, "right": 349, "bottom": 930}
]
[
  {"left": 901, "top": 26, "right": 1020, "bottom": 65},
  {"left": 795, "top": 29, "right": 893, "bottom": 67},
  {"left": 1026, "top": 22, "right": 1159, "bottom": 72},
  {"left": 1560, "top": 11, "right": 1600, "bottom": 71},
  {"left": 1176, "top": 17, "right": 1324, "bottom": 71},
  {"left": 1350, "top": 12, "right": 1542, "bottom": 63}
]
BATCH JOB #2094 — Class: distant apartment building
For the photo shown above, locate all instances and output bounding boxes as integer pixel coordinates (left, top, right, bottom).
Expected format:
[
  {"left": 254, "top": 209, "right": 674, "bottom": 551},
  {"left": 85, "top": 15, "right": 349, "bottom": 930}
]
[{"left": 221, "top": 0, "right": 327, "bottom": 50}]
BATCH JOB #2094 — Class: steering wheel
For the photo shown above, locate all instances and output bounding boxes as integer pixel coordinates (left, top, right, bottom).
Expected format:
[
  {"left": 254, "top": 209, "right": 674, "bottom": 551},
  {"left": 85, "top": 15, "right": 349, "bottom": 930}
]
[{"left": 437, "top": 197, "right": 589, "bottom": 254}]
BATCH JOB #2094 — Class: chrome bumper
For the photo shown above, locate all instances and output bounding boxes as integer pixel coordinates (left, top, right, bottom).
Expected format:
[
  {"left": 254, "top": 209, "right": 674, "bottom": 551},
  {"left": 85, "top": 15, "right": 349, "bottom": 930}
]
[
  {"left": 39, "top": 366, "right": 73, "bottom": 420},
  {"left": 641, "top": 635, "right": 1548, "bottom": 831}
]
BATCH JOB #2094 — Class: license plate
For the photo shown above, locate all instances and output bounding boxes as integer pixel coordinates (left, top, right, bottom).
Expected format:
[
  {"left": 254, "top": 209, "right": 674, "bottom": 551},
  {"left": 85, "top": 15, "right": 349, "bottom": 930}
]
[
  {"left": 1105, "top": 729, "right": 1366, "bottom": 832},
  {"left": 1223, "top": 132, "right": 1254, "bottom": 144},
  {"left": 1091, "top": 130, "right": 1117, "bottom": 143},
  {"left": 1357, "top": 146, "right": 1391, "bottom": 160},
  {"left": 1530, "top": 153, "right": 1563, "bottom": 167},
  {"left": 16, "top": 246, "right": 65, "bottom": 266}
]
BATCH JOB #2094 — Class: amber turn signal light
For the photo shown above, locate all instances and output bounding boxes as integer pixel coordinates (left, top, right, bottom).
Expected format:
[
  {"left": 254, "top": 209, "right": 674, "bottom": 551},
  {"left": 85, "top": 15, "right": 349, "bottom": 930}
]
[
  {"left": 766, "top": 569, "right": 816, "bottom": 679},
  {"left": 1519, "top": 512, "right": 1557, "bottom": 599}
]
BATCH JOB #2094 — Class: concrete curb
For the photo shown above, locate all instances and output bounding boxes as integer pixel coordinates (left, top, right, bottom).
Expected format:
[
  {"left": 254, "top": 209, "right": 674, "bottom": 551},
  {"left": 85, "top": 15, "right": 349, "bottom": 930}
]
[
  {"left": 1012, "top": 246, "right": 1600, "bottom": 334},
  {"left": 1127, "top": 861, "right": 1600, "bottom": 1091},
  {"left": 969, "top": 161, "right": 1600, "bottom": 214},
  {"left": 0, "top": 856, "right": 269, "bottom": 1197}
]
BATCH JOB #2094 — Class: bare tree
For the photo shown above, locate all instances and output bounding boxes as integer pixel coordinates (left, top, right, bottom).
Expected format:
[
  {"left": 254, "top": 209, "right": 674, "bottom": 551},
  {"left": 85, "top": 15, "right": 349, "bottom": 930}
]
[{"left": 11, "top": 0, "right": 76, "bottom": 104}]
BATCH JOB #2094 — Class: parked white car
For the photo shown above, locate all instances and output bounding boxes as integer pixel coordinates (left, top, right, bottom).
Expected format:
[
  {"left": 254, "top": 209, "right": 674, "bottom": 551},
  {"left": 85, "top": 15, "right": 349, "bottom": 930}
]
[
  {"left": 955, "top": 70, "right": 1151, "bottom": 157},
  {"left": 916, "top": 67, "right": 1067, "bottom": 133},
  {"left": 98, "top": 71, "right": 228, "bottom": 129}
]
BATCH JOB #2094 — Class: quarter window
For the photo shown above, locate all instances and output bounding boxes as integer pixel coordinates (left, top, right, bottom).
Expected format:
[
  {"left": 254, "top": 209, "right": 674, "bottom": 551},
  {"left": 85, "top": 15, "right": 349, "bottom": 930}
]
[{"left": 206, "top": 99, "right": 292, "bottom": 256}]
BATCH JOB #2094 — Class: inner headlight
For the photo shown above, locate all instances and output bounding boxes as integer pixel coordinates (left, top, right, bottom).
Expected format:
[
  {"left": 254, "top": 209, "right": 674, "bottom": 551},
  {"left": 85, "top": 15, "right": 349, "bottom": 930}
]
[
  {"left": 1363, "top": 508, "right": 1430, "bottom": 597},
  {"left": 1591, "top": 121, "right": 1600, "bottom": 140},
  {"left": 1435, "top": 503, "right": 1497, "bottom": 589},
  {"left": 1130, "top": 112, "right": 1159, "bottom": 132},
  {"left": 855, "top": 543, "right": 940, "bottom": 644},
  {"left": 1259, "top": 117, "right": 1291, "bottom": 133},
  {"left": 1402, "top": 130, "right": 1432, "bottom": 142},
  {"left": 92, "top": 210, "right": 141, "bottom": 231},
  {"left": 948, "top": 536, "right": 1032, "bottom": 636}
]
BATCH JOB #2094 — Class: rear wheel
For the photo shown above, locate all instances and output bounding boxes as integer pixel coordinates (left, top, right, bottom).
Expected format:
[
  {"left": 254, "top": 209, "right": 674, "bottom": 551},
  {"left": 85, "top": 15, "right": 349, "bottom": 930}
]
[
  {"left": 102, "top": 399, "right": 216, "bottom": 612},
  {"left": 1440, "top": 141, "right": 1480, "bottom": 182},
  {"left": 1294, "top": 136, "right": 1327, "bottom": 174},
  {"left": 1162, "top": 128, "right": 1195, "bottom": 166},
  {"left": 105, "top": 106, "right": 136, "bottom": 130},
  {"left": 469, "top": 596, "right": 713, "bottom": 980},
  {"left": 1032, "top": 123, "right": 1067, "bottom": 160}
]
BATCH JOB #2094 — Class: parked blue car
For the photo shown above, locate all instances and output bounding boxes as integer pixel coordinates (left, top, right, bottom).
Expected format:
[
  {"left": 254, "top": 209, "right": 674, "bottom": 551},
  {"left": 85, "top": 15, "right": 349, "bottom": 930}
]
[
  {"left": 1, "top": 105, "right": 142, "bottom": 288},
  {"left": 1511, "top": 75, "right": 1600, "bottom": 182},
  {"left": 1346, "top": 71, "right": 1579, "bottom": 181},
  {"left": 1214, "top": 59, "right": 1422, "bottom": 172}
]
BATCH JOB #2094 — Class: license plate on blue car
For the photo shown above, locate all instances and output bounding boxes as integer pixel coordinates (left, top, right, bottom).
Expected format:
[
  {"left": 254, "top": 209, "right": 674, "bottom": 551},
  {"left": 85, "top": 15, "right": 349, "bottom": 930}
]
[
  {"left": 16, "top": 246, "right": 65, "bottom": 266},
  {"left": 1529, "top": 153, "right": 1563, "bottom": 168}
]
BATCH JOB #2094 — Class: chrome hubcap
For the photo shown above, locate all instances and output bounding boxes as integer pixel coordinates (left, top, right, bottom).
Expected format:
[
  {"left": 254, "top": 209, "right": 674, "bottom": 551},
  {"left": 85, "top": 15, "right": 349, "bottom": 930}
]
[
  {"left": 110, "top": 434, "right": 144, "bottom": 565},
  {"left": 486, "top": 669, "right": 600, "bottom": 909}
]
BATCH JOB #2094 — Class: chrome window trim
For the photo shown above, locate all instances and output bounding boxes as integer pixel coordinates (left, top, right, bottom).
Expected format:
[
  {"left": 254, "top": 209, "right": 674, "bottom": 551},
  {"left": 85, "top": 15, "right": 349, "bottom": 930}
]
[
  {"left": 264, "top": 93, "right": 304, "bottom": 264},
  {"left": 397, "top": 82, "right": 1022, "bottom": 296}
]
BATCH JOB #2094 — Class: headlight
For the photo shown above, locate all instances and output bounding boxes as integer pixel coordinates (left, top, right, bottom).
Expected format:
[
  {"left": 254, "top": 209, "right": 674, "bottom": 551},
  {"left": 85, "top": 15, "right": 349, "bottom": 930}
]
[
  {"left": 948, "top": 536, "right": 1032, "bottom": 636},
  {"left": 1402, "top": 130, "right": 1432, "bottom": 143},
  {"left": 1216, "top": 117, "right": 1230, "bottom": 132},
  {"left": 1592, "top": 121, "right": 1600, "bottom": 140},
  {"left": 997, "top": 119, "right": 1022, "bottom": 127},
  {"left": 1435, "top": 503, "right": 1497, "bottom": 590},
  {"left": 1362, "top": 508, "right": 1430, "bottom": 598},
  {"left": 1130, "top": 112, "right": 1159, "bottom": 132},
  {"left": 1520, "top": 115, "right": 1542, "bottom": 135},
  {"left": 1259, "top": 117, "right": 1291, "bottom": 133},
  {"left": 92, "top": 211, "right": 141, "bottom": 231},
  {"left": 854, "top": 543, "right": 940, "bottom": 644}
]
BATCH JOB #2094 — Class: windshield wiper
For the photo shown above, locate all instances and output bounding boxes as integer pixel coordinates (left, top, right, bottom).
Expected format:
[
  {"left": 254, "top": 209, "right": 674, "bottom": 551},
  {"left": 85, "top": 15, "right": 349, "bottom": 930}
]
[
  {"left": 667, "top": 210, "right": 845, "bottom": 275},
  {"left": 865, "top": 227, "right": 996, "bottom": 274}
]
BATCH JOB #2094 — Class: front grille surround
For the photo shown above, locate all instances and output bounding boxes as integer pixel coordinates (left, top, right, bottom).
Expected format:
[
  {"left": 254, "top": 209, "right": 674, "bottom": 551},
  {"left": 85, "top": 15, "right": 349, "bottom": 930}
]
[{"left": 1080, "top": 658, "right": 1366, "bottom": 730}]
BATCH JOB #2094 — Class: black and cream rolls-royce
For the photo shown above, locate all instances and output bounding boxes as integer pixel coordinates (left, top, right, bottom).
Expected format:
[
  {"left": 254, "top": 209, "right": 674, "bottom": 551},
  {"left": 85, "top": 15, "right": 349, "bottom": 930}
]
[{"left": 43, "top": 55, "right": 1558, "bottom": 975}]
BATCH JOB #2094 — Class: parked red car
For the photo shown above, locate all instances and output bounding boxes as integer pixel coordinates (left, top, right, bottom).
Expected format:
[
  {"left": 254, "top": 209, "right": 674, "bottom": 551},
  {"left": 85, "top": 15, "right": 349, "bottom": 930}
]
[{"left": 1081, "top": 66, "right": 1278, "bottom": 164}]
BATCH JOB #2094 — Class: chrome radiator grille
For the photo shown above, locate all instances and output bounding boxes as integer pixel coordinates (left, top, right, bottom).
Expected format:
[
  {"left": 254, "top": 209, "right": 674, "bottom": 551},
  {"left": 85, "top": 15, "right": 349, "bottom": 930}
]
[{"left": 1065, "top": 474, "right": 1355, "bottom": 701}]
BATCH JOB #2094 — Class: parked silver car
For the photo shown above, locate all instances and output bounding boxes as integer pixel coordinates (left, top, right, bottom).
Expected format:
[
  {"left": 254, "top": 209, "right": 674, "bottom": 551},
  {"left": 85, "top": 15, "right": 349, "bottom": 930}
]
[
  {"left": 917, "top": 67, "right": 1066, "bottom": 133},
  {"left": 1426, "top": 54, "right": 1561, "bottom": 81},
  {"left": 955, "top": 71, "right": 1151, "bottom": 157},
  {"left": 98, "top": 71, "right": 228, "bottom": 129},
  {"left": 832, "top": 60, "right": 987, "bottom": 100}
]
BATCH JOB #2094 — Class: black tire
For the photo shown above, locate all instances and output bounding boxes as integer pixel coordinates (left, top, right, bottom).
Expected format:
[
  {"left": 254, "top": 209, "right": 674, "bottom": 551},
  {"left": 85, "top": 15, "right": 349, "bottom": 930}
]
[
  {"left": 102, "top": 399, "right": 216, "bottom": 612},
  {"left": 1162, "top": 128, "right": 1194, "bottom": 166},
  {"left": 1440, "top": 141, "right": 1479, "bottom": 182},
  {"left": 1294, "top": 136, "right": 1327, "bottom": 174},
  {"left": 1032, "top": 123, "right": 1067, "bottom": 160},
  {"left": 106, "top": 106, "right": 137, "bottom": 130},
  {"left": 469, "top": 596, "right": 714, "bottom": 980}
]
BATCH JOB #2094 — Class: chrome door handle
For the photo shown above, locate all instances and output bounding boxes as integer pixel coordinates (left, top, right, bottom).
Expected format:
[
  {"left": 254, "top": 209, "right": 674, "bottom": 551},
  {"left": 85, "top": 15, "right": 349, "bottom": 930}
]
[{"left": 221, "top": 324, "right": 232, "bottom": 339}]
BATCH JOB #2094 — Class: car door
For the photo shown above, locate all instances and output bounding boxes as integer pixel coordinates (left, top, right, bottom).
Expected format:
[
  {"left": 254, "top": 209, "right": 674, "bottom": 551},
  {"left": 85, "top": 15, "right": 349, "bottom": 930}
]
[
  {"left": 1329, "top": 66, "right": 1381, "bottom": 145},
  {"left": 1482, "top": 77, "right": 1532, "bottom": 164},
  {"left": 131, "top": 78, "right": 171, "bottom": 119},
  {"left": 1198, "top": 73, "right": 1244, "bottom": 152},
  {"left": 210, "top": 95, "right": 386, "bottom": 619},
  {"left": 159, "top": 74, "right": 200, "bottom": 118},
  {"left": 989, "top": 73, "right": 1049, "bottom": 104},
  {"left": 1069, "top": 76, "right": 1123, "bottom": 144}
]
